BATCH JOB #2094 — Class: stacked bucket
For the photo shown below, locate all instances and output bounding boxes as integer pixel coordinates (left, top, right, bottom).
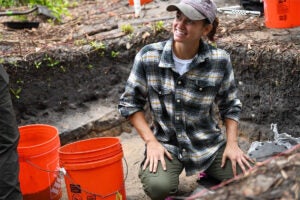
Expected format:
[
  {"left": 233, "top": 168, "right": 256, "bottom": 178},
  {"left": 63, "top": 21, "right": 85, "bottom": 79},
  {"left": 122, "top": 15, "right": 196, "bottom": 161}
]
[
  {"left": 18, "top": 124, "right": 62, "bottom": 200},
  {"left": 18, "top": 124, "right": 126, "bottom": 200}
]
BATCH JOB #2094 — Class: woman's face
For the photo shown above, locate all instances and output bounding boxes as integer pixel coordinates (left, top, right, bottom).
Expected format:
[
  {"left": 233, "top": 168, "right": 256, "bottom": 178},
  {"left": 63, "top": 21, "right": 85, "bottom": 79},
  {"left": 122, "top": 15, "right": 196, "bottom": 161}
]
[{"left": 172, "top": 11, "right": 211, "bottom": 44}]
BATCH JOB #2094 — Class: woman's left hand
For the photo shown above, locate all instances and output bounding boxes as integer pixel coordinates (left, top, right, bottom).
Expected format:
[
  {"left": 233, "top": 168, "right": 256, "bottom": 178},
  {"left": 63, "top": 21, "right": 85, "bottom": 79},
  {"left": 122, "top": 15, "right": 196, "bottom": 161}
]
[{"left": 221, "top": 142, "right": 254, "bottom": 177}]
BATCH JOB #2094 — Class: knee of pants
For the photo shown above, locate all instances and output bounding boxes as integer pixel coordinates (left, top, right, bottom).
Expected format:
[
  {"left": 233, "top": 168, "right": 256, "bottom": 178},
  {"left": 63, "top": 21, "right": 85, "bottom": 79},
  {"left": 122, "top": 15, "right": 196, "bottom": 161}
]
[
  {"left": 141, "top": 173, "right": 178, "bottom": 200},
  {"left": 138, "top": 155, "right": 183, "bottom": 200}
]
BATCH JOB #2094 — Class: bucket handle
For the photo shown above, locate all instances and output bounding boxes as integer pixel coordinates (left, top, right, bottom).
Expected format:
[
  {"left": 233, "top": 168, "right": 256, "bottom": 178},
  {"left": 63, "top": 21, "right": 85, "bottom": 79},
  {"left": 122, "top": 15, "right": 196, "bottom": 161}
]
[
  {"left": 60, "top": 157, "right": 128, "bottom": 199},
  {"left": 25, "top": 159, "right": 61, "bottom": 174},
  {"left": 25, "top": 157, "right": 128, "bottom": 199}
]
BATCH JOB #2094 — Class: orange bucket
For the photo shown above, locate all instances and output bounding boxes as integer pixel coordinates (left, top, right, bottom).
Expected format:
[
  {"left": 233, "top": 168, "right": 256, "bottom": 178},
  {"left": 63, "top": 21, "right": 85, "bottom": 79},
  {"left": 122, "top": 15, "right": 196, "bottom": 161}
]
[
  {"left": 59, "top": 137, "right": 122, "bottom": 164},
  {"left": 128, "top": 0, "right": 153, "bottom": 6},
  {"left": 18, "top": 124, "right": 61, "bottom": 200},
  {"left": 59, "top": 137, "right": 126, "bottom": 200},
  {"left": 264, "top": 0, "right": 300, "bottom": 28}
]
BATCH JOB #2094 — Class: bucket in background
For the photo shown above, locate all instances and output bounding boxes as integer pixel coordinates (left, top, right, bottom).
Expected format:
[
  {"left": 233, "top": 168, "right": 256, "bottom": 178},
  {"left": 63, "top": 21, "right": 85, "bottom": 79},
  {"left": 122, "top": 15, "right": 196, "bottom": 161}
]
[
  {"left": 18, "top": 124, "right": 61, "bottom": 200},
  {"left": 128, "top": 0, "right": 153, "bottom": 6},
  {"left": 59, "top": 137, "right": 126, "bottom": 200},
  {"left": 264, "top": 0, "right": 300, "bottom": 28}
]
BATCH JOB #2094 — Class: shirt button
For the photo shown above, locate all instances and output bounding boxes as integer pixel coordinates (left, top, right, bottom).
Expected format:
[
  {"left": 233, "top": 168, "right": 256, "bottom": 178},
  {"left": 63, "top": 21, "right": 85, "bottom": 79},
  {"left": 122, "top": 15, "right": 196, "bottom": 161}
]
[
  {"left": 199, "top": 87, "right": 203, "bottom": 91},
  {"left": 178, "top": 81, "right": 182, "bottom": 85}
]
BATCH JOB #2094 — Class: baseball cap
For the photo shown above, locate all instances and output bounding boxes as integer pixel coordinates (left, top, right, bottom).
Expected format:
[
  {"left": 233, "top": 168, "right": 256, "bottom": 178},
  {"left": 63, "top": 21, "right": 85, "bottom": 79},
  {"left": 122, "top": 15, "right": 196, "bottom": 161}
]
[{"left": 166, "top": 0, "right": 217, "bottom": 24}]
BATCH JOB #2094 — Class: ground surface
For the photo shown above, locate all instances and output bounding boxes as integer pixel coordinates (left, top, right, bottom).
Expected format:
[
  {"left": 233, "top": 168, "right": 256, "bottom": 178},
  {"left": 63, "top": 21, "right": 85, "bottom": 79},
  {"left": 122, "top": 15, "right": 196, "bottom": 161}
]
[
  {"left": 1, "top": 0, "right": 299, "bottom": 199},
  {"left": 1, "top": 0, "right": 299, "bottom": 137}
]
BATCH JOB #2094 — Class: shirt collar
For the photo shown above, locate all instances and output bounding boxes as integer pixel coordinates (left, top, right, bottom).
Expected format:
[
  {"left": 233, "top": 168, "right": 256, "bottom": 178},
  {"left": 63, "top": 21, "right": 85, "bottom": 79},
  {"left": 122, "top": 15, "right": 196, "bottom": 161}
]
[{"left": 159, "top": 38, "right": 211, "bottom": 69}]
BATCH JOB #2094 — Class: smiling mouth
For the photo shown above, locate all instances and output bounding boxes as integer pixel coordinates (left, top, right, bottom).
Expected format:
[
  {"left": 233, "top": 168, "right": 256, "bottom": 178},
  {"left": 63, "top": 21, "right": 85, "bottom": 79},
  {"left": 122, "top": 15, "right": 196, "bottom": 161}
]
[{"left": 174, "top": 28, "right": 186, "bottom": 37}]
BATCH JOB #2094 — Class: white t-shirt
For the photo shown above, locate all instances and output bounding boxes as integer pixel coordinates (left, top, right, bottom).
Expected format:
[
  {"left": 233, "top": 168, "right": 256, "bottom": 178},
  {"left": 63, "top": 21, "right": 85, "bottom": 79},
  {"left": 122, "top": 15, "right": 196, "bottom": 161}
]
[{"left": 172, "top": 52, "right": 194, "bottom": 75}]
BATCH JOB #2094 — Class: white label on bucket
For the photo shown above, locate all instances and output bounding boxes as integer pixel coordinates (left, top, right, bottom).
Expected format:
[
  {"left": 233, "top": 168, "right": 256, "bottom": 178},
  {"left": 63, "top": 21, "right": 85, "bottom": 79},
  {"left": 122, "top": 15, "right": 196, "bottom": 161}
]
[
  {"left": 49, "top": 163, "right": 62, "bottom": 199},
  {"left": 50, "top": 173, "right": 61, "bottom": 196}
]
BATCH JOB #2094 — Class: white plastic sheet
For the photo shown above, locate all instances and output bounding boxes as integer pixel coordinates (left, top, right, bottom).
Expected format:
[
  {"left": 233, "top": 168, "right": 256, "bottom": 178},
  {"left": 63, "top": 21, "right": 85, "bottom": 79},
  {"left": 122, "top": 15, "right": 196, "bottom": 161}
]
[{"left": 248, "top": 123, "right": 300, "bottom": 155}]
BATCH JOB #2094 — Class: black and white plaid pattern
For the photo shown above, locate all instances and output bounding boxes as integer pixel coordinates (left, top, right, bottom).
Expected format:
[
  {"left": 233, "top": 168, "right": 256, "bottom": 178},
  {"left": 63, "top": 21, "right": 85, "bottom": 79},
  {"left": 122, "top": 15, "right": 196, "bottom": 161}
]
[{"left": 118, "top": 39, "right": 242, "bottom": 176}]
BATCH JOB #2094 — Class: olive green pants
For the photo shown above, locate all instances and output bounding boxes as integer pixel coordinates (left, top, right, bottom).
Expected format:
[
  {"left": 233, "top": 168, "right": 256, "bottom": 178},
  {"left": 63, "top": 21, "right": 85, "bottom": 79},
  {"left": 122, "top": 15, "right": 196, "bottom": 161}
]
[{"left": 139, "top": 145, "right": 242, "bottom": 200}]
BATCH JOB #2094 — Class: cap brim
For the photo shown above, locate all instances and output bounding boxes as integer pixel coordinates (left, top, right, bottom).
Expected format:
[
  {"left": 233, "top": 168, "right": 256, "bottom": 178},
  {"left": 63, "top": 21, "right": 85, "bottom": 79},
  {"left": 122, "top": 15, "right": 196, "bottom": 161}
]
[{"left": 166, "top": 3, "right": 206, "bottom": 21}]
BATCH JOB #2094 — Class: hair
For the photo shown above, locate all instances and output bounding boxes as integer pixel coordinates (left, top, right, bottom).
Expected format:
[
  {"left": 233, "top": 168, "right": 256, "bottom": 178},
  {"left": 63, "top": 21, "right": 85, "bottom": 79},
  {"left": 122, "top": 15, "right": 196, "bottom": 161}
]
[{"left": 206, "top": 17, "right": 219, "bottom": 42}]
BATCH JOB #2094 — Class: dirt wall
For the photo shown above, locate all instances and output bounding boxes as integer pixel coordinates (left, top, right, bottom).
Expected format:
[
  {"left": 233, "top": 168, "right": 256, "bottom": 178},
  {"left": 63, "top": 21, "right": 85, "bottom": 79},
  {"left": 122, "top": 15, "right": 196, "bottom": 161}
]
[
  {"left": 222, "top": 43, "right": 299, "bottom": 138},
  {"left": 3, "top": 28, "right": 299, "bottom": 141}
]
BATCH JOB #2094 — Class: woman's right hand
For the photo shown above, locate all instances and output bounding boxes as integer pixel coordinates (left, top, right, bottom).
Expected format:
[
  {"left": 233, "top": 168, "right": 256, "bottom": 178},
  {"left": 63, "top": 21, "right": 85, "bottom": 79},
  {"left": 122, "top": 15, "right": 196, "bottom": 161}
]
[
  {"left": 128, "top": 111, "right": 172, "bottom": 172},
  {"left": 143, "top": 139, "right": 173, "bottom": 173}
]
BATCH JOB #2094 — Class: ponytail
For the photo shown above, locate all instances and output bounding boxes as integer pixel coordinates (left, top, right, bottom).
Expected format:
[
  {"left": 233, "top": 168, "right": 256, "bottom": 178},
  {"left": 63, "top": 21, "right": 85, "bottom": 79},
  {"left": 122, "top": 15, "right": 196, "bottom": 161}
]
[{"left": 206, "top": 17, "right": 219, "bottom": 42}]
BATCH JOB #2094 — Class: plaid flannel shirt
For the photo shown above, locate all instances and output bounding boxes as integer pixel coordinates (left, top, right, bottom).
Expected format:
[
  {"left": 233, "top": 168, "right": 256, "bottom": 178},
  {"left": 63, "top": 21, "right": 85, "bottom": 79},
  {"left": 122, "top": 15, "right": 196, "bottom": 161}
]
[{"left": 118, "top": 38, "right": 242, "bottom": 176}]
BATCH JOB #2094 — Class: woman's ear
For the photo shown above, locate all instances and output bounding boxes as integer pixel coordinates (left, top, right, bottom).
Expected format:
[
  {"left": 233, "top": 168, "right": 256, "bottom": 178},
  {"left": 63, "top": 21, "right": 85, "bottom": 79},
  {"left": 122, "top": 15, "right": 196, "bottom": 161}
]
[{"left": 202, "top": 24, "right": 213, "bottom": 37}]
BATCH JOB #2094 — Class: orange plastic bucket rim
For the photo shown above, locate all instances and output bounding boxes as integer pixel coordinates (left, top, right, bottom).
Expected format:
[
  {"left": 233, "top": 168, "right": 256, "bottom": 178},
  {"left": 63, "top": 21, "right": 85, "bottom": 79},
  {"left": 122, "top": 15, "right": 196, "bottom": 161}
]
[
  {"left": 58, "top": 137, "right": 122, "bottom": 163},
  {"left": 61, "top": 151, "right": 123, "bottom": 170},
  {"left": 18, "top": 124, "right": 60, "bottom": 157},
  {"left": 59, "top": 137, "right": 120, "bottom": 155},
  {"left": 59, "top": 148, "right": 123, "bottom": 164}
]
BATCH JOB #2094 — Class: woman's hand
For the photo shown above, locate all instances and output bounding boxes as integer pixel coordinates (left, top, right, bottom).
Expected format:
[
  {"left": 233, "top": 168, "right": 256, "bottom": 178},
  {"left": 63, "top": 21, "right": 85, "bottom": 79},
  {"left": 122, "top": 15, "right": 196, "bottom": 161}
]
[
  {"left": 143, "top": 140, "right": 172, "bottom": 173},
  {"left": 128, "top": 111, "right": 173, "bottom": 173},
  {"left": 223, "top": 118, "right": 254, "bottom": 177},
  {"left": 221, "top": 142, "right": 253, "bottom": 177}
]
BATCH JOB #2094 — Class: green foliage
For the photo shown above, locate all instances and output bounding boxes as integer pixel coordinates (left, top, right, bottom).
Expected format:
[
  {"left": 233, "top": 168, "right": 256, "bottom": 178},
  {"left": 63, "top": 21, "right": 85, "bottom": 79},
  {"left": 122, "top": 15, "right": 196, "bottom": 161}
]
[
  {"left": 90, "top": 41, "right": 106, "bottom": 56},
  {"left": 41, "top": 1, "right": 70, "bottom": 22},
  {"left": 121, "top": 24, "right": 134, "bottom": 34},
  {"left": 87, "top": 64, "right": 93, "bottom": 70},
  {"left": 16, "top": 79, "right": 24, "bottom": 84},
  {"left": 10, "top": 77, "right": 24, "bottom": 99},
  {"left": 34, "top": 61, "right": 42, "bottom": 69},
  {"left": 152, "top": 21, "right": 164, "bottom": 33},
  {"left": 0, "top": 0, "right": 16, "bottom": 7},
  {"left": 10, "top": 87, "right": 22, "bottom": 99},
  {"left": 90, "top": 41, "right": 106, "bottom": 51},
  {"left": 46, "top": 19, "right": 56, "bottom": 26},
  {"left": 74, "top": 39, "right": 88, "bottom": 46},
  {"left": 111, "top": 51, "right": 119, "bottom": 58},
  {"left": 0, "top": 0, "right": 73, "bottom": 22},
  {"left": 12, "top": 15, "right": 28, "bottom": 21},
  {"left": 44, "top": 54, "right": 60, "bottom": 67},
  {"left": 8, "top": 60, "right": 18, "bottom": 67},
  {"left": 60, "top": 65, "right": 66, "bottom": 72}
]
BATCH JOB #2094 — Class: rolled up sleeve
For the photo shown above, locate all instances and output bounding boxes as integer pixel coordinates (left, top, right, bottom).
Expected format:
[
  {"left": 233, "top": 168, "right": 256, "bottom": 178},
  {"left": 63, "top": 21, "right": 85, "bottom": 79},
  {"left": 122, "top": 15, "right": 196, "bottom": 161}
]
[
  {"left": 118, "top": 51, "right": 148, "bottom": 118},
  {"left": 216, "top": 55, "right": 242, "bottom": 122}
]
